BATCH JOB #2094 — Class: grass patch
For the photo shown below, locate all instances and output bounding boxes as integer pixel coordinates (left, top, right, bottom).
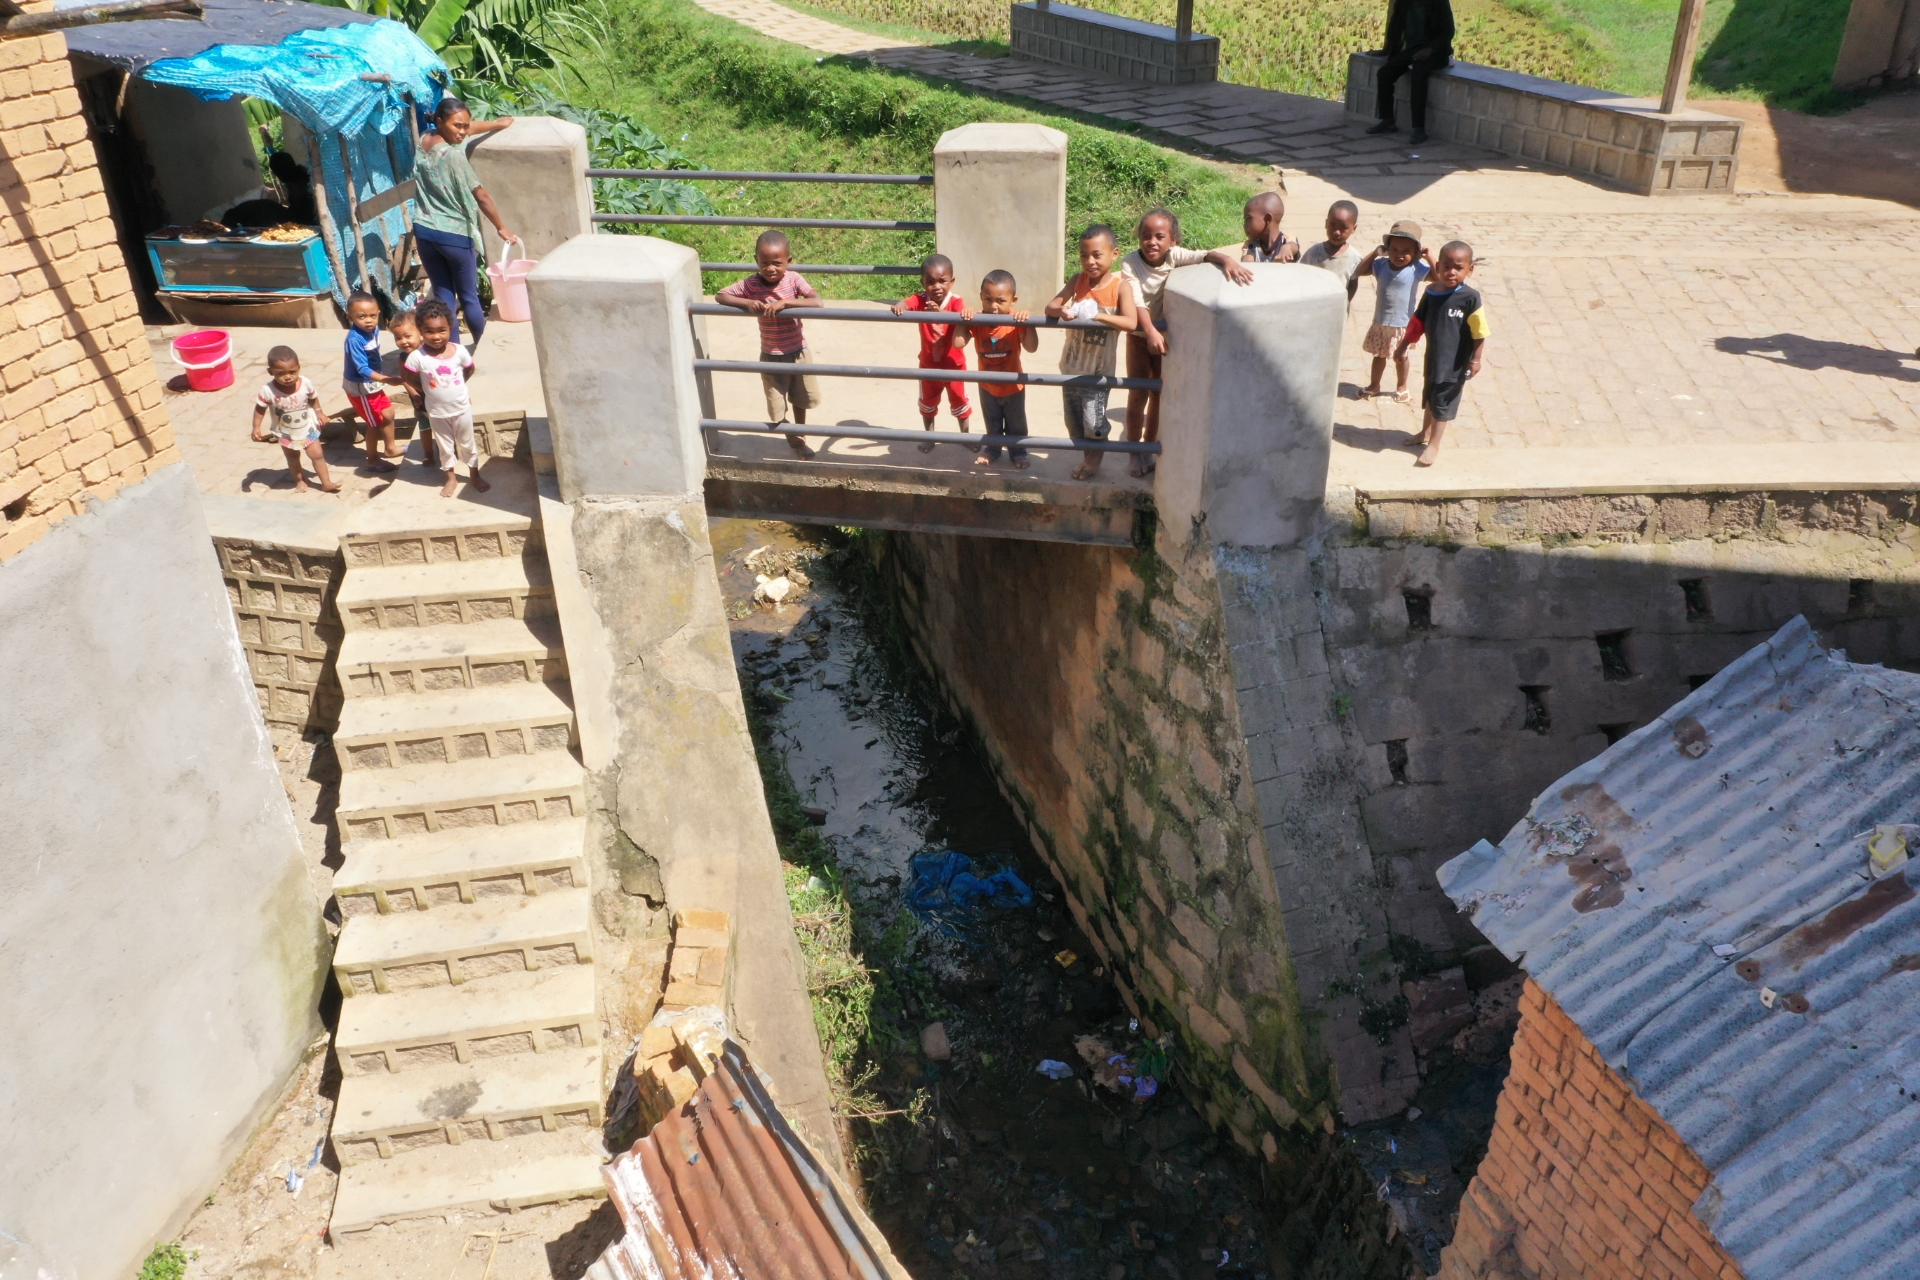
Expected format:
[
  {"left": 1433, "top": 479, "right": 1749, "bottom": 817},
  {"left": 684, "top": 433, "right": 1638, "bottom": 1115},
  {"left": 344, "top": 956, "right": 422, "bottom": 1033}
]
[
  {"left": 137, "top": 1242, "right": 195, "bottom": 1280},
  {"left": 575, "top": 0, "right": 1256, "bottom": 299}
]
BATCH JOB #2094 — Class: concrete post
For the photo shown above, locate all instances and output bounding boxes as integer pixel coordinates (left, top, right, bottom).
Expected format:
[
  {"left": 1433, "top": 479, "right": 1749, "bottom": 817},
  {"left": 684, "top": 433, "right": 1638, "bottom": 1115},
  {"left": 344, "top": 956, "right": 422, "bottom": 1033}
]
[
  {"left": 934, "top": 123, "right": 1068, "bottom": 307},
  {"left": 467, "top": 116, "right": 594, "bottom": 263},
  {"left": 525, "top": 234, "right": 710, "bottom": 503},
  {"left": 1156, "top": 263, "right": 1346, "bottom": 548}
]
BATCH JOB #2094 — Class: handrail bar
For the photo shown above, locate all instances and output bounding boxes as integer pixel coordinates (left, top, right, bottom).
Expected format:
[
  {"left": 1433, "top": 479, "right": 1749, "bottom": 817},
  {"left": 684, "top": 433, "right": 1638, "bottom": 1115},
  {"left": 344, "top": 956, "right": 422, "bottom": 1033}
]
[
  {"left": 701, "top": 419, "right": 1161, "bottom": 455},
  {"left": 588, "top": 169, "right": 932, "bottom": 184},
  {"left": 700, "top": 263, "right": 920, "bottom": 275},
  {"left": 690, "top": 302, "right": 1111, "bottom": 332},
  {"left": 695, "top": 359, "right": 1160, "bottom": 391},
  {"left": 592, "top": 214, "right": 932, "bottom": 231}
]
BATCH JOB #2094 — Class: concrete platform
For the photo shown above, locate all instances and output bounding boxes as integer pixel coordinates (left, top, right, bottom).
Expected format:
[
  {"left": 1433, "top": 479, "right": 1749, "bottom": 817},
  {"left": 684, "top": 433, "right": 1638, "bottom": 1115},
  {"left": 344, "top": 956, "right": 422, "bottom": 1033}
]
[
  {"left": 332, "top": 887, "right": 593, "bottom": 996},
  {"left": 334, "top": 963, "right": 600, "bottom": 1072},
  {"left": 336, "top": 752, "right": 586, "bottom": 843},
  {"left": 328, "top": 1127, "right": 605, "bottom": 1238},
  {"left": 337, "top": 615, "right": 568, "bottom": 698},
  {"left": 332, "top": 1045, "right": 606, "bottom": 1160},
  {"left": 334, "top": 681, "right": 577, "bottom": 772},
  {"left": 335, "top": 817, "right": 590, "bottom": 916},
  {"left": 335, "top": 555, "right": 554, "bottom": 632}
]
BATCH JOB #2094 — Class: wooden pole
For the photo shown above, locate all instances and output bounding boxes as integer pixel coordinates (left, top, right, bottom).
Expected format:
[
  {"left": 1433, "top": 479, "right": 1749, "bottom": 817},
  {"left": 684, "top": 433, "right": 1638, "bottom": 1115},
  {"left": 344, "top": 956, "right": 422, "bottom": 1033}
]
[
  {"left": 1175, "top": 0, "right": 1193, "bottom": 40},
  {"left": 1660, "top": 0, "right": 1707, "bottom": 114},
  {"left": 0, "top": 0, "right": 200, "bottom": 40},
  {"left": 337, "top": 134, "right": 377, "bottom": 294},
  {"left": 304, "top": 132, "right": 353, "bottom": 303}
]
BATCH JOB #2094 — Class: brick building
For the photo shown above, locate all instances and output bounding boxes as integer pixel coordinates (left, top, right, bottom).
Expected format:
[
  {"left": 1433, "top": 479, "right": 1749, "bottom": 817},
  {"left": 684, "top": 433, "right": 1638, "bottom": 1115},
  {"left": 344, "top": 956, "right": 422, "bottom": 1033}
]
[{"left": 1435, "top": 617, "right": 1920, "bottom": 1280}]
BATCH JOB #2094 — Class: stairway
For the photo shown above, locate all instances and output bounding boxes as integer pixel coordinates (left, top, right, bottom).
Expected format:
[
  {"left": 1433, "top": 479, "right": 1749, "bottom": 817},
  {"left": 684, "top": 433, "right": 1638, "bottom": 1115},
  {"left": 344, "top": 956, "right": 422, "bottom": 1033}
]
[{"left": 324, "top": 467, "right": 606, "bottom": 1238}]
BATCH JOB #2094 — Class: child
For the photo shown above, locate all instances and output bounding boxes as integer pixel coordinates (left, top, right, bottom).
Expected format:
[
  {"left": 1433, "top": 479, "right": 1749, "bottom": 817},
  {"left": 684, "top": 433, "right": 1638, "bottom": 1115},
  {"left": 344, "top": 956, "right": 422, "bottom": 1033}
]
[
  {"left": 386, "top": 310, "right": 435, "bottom": 468},
  {"left": 343, "top": 291, "right": 401, "bottom": 474},
  {"left": 1239, "top": 192, "right": 1299, "bottom": 263},
  {"left": 892, "top": 253, "right": 972, "bottom": 451},
  {"left": 251, "top": 345, "right": 341, "bottom": 493},
  {"left": 1357, "top": 219, "right": 1434, "bottom": 403},
  {"left": 716, "top": 230, "right": 821, "bottom": 460},
  {"left": 958, "top": 270, "right": 1038, "bottom": 470},
  {"left": 1396, "top": 240, "right": 1487, "bottom": 468},
  {"left": 1300, "top": 201, "right": 1363, "bottom": 306},
  {"left": 1120, "top": 209, "right": 1252, "bottom": 477},
  {"left": 402, "top": 299, "right": 492, "bottom": 499},
  {"left": 1045, "top": 224, "right": 1139, "bottom": 481}
]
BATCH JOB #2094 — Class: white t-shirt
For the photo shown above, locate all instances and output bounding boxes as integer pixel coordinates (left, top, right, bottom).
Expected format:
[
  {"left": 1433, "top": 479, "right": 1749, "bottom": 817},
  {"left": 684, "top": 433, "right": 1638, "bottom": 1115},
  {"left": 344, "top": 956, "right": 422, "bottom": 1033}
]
[
  {"left": 257, "top": 375, "right": 320, "bottom": 441},
  {"left": 405, "top": 344, "right": 474, "bottom": 418},
  {"left": 1301, "top": 241, "right": 1362, "bottom": 286}
]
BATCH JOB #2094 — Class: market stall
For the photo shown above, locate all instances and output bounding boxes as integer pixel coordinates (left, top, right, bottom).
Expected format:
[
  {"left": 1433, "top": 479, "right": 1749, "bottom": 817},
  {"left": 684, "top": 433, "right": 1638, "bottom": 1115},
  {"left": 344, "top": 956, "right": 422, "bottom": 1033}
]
[{"left": 65, "top": 0, "right": 448, "bottom": 326}]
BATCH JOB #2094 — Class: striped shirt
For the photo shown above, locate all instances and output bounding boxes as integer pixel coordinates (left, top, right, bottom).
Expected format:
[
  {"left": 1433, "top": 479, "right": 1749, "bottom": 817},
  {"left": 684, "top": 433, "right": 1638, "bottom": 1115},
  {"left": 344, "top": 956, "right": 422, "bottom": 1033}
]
[{"left": 717, "top": 270, "right": 816, "bottom": 355}]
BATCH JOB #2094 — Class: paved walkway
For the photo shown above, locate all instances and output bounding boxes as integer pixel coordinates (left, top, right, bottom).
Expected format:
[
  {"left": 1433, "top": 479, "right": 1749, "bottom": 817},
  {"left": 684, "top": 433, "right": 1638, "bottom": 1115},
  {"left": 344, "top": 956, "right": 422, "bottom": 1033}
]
[{"left": 690, "top": 0, "right": 1920, "bottom": 496}]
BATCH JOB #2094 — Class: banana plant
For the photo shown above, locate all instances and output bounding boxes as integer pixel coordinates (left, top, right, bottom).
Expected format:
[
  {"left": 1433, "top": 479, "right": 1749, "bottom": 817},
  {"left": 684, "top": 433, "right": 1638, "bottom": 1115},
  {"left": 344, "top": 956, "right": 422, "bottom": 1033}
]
[{"left": 312, "top": 0, "right": 606, "bottom": 85}]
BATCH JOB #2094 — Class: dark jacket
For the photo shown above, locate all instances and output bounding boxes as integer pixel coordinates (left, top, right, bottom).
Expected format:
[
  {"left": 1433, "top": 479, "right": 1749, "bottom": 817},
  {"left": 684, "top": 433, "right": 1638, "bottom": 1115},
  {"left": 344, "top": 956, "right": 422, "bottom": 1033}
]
[{"left": 1384, "top": 0, "right": 1454, "bottom": 61}]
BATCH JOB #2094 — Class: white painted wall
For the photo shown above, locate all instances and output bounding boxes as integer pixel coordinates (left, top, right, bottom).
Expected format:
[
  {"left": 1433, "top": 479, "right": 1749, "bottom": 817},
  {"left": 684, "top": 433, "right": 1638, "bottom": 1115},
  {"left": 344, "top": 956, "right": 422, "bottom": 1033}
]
[{"left": 0, "top": 465, "right": 328, "bottom": 1280}]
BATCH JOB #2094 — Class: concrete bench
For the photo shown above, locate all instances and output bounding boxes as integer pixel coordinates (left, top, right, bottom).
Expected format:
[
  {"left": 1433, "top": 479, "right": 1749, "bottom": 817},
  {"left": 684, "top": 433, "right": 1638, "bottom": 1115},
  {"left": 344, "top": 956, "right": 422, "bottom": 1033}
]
[
  {"left": 1344, "top": 53, "right": 1742, "bottom": 195},
  {"left": 1010, "top": 1, "right": 1219, "bottom": 85}
]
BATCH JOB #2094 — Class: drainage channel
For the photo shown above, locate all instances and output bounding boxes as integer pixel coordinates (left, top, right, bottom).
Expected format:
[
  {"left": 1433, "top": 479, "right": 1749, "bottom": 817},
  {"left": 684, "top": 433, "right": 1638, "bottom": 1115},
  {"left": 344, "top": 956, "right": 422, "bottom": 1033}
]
[{"left": 711, "top": 518, "right": 1281, "bottom": 1280}]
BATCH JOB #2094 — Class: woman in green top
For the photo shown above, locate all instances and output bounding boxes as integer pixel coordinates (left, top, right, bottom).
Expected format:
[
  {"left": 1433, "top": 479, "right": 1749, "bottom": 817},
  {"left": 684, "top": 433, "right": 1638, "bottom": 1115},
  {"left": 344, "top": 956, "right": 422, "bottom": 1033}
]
[{"left": 413, "top": 96, "right": 520, "bottom": 344}]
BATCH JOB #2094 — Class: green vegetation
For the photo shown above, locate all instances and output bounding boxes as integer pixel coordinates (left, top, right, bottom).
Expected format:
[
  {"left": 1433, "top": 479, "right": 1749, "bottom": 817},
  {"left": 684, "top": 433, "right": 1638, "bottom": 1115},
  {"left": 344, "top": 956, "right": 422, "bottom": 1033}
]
[
  {"left": 1692, "top": 0, "right": 1859, "bottom": 112},
  {"left": 136, "top": 1242, "right": 195, "bottom": 1280},
  {"left": 565, "top": 0, "right": 1255, "bottom": 299},
  {"left": 315, "top": 0, "right": 608, "bottom": 84}
]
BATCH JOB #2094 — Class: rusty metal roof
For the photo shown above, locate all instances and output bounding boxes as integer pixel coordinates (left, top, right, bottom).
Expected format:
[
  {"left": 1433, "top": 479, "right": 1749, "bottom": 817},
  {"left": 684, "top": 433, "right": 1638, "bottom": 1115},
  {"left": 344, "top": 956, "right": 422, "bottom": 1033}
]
[
  {"left": 1439, "top": 616, "right": 1920, "bottom": 1280},
  {"left": 586, "top": 1044, "right": 906, "bottom": 1280}
]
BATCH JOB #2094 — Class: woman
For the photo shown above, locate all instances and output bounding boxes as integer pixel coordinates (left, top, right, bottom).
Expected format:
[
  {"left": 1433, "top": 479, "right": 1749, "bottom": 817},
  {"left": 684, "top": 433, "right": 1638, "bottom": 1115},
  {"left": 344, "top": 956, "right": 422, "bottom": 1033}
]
[{"left": 413, "top": 97, "right": 519, "bottom": 345}]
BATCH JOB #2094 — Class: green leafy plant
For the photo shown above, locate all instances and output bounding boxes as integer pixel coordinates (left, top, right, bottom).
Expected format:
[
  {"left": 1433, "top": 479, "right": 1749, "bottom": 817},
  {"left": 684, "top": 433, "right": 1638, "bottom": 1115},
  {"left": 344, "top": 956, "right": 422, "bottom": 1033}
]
[
  {"left": 313, "top": 0, "right": 608, "bottom": 85},
  {"left": 136, "top": 1242, "right": 195, "bottom": 1280}
]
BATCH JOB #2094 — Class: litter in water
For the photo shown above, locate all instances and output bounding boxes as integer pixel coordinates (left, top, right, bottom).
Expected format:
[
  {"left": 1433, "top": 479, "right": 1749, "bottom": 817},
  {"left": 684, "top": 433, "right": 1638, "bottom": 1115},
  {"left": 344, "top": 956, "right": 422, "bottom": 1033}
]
[
  {"left": 1035, "top": 1059, "right": 1074, "bottom": 1080},
  {"left": 1054, "top": 949, "right": 1079, "bottom": 969},
  {"left": 907, "top": 850, "right": 1033, "bottom": 935}
]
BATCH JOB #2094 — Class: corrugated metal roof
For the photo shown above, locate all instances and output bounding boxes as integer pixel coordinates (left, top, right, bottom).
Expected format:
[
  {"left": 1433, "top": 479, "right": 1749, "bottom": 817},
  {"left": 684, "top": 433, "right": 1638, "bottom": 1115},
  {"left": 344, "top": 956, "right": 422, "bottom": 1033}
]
[
  {"left": 587, "top": 1044, "right": 907, "bottom": 1280},
  {"left": 1438, "top": 616, "right": 1920, "bottom": 1280}
]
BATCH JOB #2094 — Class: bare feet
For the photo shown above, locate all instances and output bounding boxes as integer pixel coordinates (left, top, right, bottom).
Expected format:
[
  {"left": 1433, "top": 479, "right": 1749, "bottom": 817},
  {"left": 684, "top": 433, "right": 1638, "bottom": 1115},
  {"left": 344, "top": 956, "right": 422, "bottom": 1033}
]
[
  {"left": 1363, "top": 386, "right": 1383, "bottom": 399},
  {"left": 1415, "top": 444, "right": 1440, "bottom": 467},
  {"left": 973, "top": 452, "right": 993, "bottom": 466},
  {"left": 320, "top": 481, "right": 342, "bottom": 493},
  {"left": 470, "top": 472, "right": 491, "bottom": 493},
  {"left": 440, "top": 472, "right": 459, "bottom": 498},
  {"left": 1071, "top": 461, "right": 1101, "bottom": 481},
  {"left": 292, "top": 481, "right": 310, "bottom": 493}
]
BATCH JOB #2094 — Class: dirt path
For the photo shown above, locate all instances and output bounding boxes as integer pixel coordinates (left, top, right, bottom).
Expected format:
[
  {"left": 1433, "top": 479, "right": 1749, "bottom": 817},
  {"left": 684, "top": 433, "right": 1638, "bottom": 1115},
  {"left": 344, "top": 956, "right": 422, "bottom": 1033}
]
[{"left": 1697, "top": 88, "right": 1920, "bottom": 206}]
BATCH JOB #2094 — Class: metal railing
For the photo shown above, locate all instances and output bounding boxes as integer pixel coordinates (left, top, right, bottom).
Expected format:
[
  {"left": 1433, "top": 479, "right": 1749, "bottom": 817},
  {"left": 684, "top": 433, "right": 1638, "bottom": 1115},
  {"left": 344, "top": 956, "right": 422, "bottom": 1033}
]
[
  {"left": 689, "top": 302, "right": 1110, "bottom": 330},
  {"left": 589, "top": 168, "right": 933, "bottom": 275},
  {"left": 700, "top": 419, "right": 1160, "bottom": 455},
  {"left": 696, "top": 359, "right": 1157, "bottom": 391}
]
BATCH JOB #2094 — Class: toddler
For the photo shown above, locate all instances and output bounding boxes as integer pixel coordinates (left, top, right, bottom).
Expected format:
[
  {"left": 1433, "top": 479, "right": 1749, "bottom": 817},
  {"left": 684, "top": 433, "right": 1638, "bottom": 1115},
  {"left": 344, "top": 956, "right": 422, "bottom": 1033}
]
[
  {"left": 250, "top": 346, "right": 341, "bottom": 493},
  {"left": 1396, "top": 240, "right": 1488, "bottom": 468},
  {"left": 715, "top": 230, "right": 821, "bottom": 460},
  {"left": 1357, "top": 219, "right": 1434, "bottom": 402},
  {"left": 1120, "top": 208, "right": 1251, "bottom": 477},
  {"left": 1239, "top": 192, "right": 1299, "bottom": 263},
  {"left": 402, "top": 299, "right": 491, "bottom": 499},
  {"left": 1300, "top": 201, "right": 1363, "bottom": 306},
  {"left": 385, "top": 310, "right": 435, "bottom": 467},
  {"left": 892, "top": 253, "right": 972, "bottom": 451},
  {"left": 1045, "top": 224, "right": 1139, "bottom": 481},
  {"left": 342, "top": 291, "right": 400, "bottom": 474},
  {"left": 958, "top": 270, "right": 1038, "bottom": 469}
]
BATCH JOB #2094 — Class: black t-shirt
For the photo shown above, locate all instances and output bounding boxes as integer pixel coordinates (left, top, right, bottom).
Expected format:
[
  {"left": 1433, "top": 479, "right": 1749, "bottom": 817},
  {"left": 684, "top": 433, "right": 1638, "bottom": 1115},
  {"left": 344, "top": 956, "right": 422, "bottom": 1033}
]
[{"left": 1414, "top": 283, "right": 1484, "bottom": 384}]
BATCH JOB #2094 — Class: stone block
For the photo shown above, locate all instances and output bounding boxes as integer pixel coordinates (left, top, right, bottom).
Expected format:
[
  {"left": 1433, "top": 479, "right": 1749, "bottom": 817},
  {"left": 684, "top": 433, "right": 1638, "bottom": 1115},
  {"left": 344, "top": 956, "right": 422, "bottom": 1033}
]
[
  {"left": 934, "top": 122, "right": 1068, "bottom": 312},
  {"left": 673, "top": 908, "right": 730, "bottom": 933},
  {"left": 662, "top": 980, "right": 724, "bottom": 1008},
  {"left": 467, "top": 116, "right": 593, "bottom": 263}
]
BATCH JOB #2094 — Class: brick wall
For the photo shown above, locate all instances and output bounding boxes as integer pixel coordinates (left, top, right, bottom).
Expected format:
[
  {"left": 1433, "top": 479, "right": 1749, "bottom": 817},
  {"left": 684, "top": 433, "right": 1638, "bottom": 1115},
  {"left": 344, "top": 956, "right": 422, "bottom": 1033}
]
[
  {"left": 214, "top": 536, "right": 344, "bottom": 731},
  {"left": 0, "top": 28, "right": 174, "bottom": 563},
  {"left": 1438, "top": 980, "right": 1744, "bottom": 1280}
]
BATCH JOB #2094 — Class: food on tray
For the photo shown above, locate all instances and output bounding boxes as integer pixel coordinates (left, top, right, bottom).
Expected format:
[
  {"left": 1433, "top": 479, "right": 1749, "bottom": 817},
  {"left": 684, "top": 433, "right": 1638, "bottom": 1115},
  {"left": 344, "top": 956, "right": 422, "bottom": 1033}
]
[
  {"left": 256, "top": 223, "right": 315, "bottom": 243},
  {"left": 184, "top": 219, "right": 229, "bottom": 237}
]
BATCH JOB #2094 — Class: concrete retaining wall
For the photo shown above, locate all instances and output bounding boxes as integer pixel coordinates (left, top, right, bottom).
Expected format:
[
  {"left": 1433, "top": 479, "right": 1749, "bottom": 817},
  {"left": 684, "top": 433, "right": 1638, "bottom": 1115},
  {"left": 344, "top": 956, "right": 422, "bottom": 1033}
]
[
  {"left": 0, "top": 465, "right": 328, "bottom": 1279},
  {"left": 1010, "top": 2, "right": 1219, "bottom": 85}
]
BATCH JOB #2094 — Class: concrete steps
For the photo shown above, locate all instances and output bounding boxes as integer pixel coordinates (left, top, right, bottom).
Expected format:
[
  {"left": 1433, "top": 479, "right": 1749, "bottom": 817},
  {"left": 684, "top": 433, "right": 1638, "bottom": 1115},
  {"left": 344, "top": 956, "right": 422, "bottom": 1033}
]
[
  {"left": 335, "top": 817, "right": 589, "bottom": 917},
  {"left": 335, "top": 963, "right": 599, "bottom": 1076},
  {"left": 333, "top": 887, "right": 593, "bottom": 996},
  {"left": 323, "top": 467, "right": 606, "bottom": 1239},
  {"left": 337, "top": 615, "right": 566, "bottom": 699},
  {"left": 333, "top": 680, "right": 576, "bottom": 772},
  {"left": 332, "top": 1045, "right": 604, "bottom": 1164},
  {"left": 336, "top": 753, "right": 586, "bottom": 844},
  {"left": 335, "top": 556, "right": 554, "bottom": 633},
  {"left": 329, "top": 1127, "right": 606, "bottom": 1238}
]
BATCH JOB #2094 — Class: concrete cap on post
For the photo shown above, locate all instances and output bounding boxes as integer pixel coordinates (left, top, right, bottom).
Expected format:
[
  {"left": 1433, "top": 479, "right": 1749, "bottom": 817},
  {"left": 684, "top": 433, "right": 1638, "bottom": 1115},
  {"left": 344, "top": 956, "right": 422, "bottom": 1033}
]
[
  {"left": 466, "top": 116, "right": 594, "bottom": 262},
  {"left": 934, "top": 123, "right": 1068, "bottom": 308},
  {"left": 527, "top": 234, "right": 710, "bottom": 503},
  {"left": 1157, "top": 264, "right": 1344, "bottom": 549}
]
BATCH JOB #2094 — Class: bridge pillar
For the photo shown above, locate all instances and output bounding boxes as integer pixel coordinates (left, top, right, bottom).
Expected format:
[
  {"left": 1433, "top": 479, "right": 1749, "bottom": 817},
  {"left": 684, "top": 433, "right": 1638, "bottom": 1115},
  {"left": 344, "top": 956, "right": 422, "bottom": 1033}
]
[
  {"left": 1157, "top": 262, "right": 1345, "bottom": 548},
  {"left": 525, "top": 233, "right": 711, "bottom": 503},
  {"left": 467, "top": 115, "right": 595, "bottom": 264},
  {"left": 934, "top": 123, "right": 1068, "bottom": 307}
]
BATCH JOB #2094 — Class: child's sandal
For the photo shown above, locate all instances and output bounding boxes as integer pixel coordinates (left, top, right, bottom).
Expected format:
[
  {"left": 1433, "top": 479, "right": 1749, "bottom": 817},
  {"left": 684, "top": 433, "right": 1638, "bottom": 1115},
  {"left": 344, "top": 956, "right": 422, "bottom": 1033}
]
[{"left": 1391, "top": 390, "right": 1412, "bottom": 405}]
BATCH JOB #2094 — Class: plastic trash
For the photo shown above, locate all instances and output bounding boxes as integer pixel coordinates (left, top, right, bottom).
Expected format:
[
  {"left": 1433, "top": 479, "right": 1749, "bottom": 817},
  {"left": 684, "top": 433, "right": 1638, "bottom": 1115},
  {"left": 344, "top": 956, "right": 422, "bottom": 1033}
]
[
  {"left": 285, "top": 1167, "right": 304, "bottom": 1195},
  {"left": 1036, "top": 1059, "right": 1073, "bottom": 1080},
  {"left": 907, "top": 850, "right": 1032, "bottom": 934},
  {"left": 1868, "top": 825, "right": 1911, "bottom": 878}
]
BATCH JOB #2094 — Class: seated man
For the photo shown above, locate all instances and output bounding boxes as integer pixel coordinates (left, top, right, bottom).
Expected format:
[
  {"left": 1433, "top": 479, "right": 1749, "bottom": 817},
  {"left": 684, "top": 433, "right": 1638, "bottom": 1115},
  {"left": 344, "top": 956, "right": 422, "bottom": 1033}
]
[{"left": 1367, "top": 0, "right": 1454, "bottom": 146}]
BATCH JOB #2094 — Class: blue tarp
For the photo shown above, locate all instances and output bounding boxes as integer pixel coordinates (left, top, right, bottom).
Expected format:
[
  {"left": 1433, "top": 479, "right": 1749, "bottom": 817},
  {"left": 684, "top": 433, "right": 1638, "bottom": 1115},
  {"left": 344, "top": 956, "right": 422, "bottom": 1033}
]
[{"left": 907, "top": 851, "right": 1032, "bottom": 936}]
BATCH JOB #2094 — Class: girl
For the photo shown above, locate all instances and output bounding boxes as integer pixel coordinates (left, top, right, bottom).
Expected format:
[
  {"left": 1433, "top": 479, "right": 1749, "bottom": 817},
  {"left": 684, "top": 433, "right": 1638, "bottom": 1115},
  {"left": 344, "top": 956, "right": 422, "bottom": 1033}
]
[{"left": 413, "top": 97, "right": 520, "bottom": 346}]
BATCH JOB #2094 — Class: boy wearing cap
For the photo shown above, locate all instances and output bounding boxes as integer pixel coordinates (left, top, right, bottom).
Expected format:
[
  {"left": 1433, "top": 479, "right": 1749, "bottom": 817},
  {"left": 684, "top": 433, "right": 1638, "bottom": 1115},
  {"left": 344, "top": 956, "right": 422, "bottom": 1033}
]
[
  {"left": 1356, "top": 219, "right": 1434, "bottom": 403},
  {"left": 1396, "top": 239, "right": 1487, "bottom": 467}
]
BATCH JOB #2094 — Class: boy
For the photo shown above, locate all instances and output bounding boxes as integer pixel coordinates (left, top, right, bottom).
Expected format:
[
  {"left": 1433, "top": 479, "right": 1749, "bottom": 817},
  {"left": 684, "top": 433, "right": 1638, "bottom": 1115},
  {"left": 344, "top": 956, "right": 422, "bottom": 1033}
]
[
  {"left": 343, "top": 291, "right": 400, "bottom": 474},
  {"left": 716, "top": 230, "right": 821, "bottom": 460},
  {"left": 892, "top": 253, "right": 972, "bottom": 452},
  {"left": 1395, "top": 240, "right": 1487, "bottom": 468},
  {"left": 402, "top": 299, "right": 492, "bottom": 499},
  {"left": 1121, "top": 209, "right": 1252, "bottom": 477},
  {"left": 958, "top": 269, "right": 1039, "bottom": 470},
  {"left": 1357, "top": 219, "right": 1434, "bottom": 403},
  {"left": 1045, "top": 225, "right": 1139, "bottom": 481},
  {"left": 386, "top": 309, "right": 435, "bottom": 468},
  {"left": 1300, "top": 201, "right": 1363, "bottom": 306},
  {"left": 1239, "top": 192, "right": 1299, "bottom": 263},
  {"left": 251, "top": 345, "right": 341, "bottom": 493}
]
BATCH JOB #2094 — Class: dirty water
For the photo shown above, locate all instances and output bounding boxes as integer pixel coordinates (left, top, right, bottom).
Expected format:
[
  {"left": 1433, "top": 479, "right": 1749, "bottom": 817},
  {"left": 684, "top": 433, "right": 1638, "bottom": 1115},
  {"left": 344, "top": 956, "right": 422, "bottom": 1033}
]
[{"left": 713, "top": 518, "right": 1288, "bottom": 1280}]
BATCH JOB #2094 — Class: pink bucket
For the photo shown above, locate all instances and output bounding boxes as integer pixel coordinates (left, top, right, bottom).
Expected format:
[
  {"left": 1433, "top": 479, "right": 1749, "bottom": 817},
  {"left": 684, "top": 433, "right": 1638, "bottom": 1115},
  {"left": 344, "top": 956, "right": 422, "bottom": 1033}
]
[
  {"left": 487, "top": 241, "right": 538, "bottom": 323},
  {"left": 171, "top": 329, "right": 234, "bottom": 392}
]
